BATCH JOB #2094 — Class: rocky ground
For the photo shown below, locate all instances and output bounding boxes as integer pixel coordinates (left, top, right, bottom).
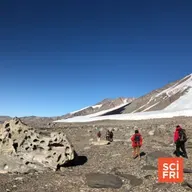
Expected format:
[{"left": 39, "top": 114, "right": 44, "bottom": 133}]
[{"left": 0, "top": 116, "right": 192, "bottom": 192}]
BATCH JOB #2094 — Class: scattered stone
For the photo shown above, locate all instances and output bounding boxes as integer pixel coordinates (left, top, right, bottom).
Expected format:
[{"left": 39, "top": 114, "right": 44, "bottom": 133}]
[
  {"left": 84, "top": 146, "right": 91, "bottom": 150},
  {"left": 85, "top": 173, "right": 123, "bottom": 189},
  {"left": 182, "top": 181, "right": 192, "bottom": 189},
  {"left": 152, "top": 183, "right": 171, "bottom": 191},
  {"left": 91, "top": 140, "right": 110, "bottom": 146},
  {"left": 113, "top": 127, "right": 118, "bottom": 131},
  {"left": 183, "top": 168, "right": 192, "bottom": 173},
  {"left": 89, "top": 138, "right": 93, "bottom": 142},
  {"left": 148, "top": 130, "right": 155, "bottom": 136},
  {"left": 14, "top": 177, "right": 24, "bottom": 181},
  {"left": 142, "top": 165, "right": 157, "bottom": 170},
  {"left": 111, "top": 154, "right": 121, "bottom": 157},
  {"left": 144, "top": 175, "right": 152, "bottom": 179}
]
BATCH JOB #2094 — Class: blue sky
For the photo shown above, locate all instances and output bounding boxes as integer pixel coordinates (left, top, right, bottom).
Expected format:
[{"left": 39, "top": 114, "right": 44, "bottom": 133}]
[{"left": 1, "top": 0, "right": 192, "bottom": 117}]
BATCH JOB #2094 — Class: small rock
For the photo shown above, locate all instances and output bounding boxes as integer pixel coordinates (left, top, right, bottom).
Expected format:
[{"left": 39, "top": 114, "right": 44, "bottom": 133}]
[
  {"left": 14, "top": 177, "right": 23, "bottom": 181},
  {"left": 111, "top": 154, "right": 121, "bottom": 157},
  {"left": 142, "top": 165, "right": 157, "bottom": 170},
  {"left": 183, "top": 168, "right": 192, "bottom": 173},
  {"left": 182, "top": 181, "right": 192, "bottom": 189},
  {"left": 84, "top": 146, "right": 91, "bottom": 150},
  {"left": 144, "top": 175, "right": 152, "bottom": 179},
  {"left": 153, "top": 183, "right": 171, "bottom": 191},
  {"left": 91, "top": 140, "right": 110, "bottom": 146},
  {"left": 148, "top": 130, "right": 155, "bottom": 136}
]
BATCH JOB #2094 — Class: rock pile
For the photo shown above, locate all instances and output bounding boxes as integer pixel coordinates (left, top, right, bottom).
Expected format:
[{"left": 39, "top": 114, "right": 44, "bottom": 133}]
[{"left": 0, "top": 117, "right": 74, "bottom": 173}]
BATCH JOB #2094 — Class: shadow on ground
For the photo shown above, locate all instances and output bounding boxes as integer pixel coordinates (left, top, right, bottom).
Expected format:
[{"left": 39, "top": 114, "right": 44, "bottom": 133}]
[
  {"left": 61, "top": 151, "right": 88, "bottom": 168},
  {"left": 140, "top": 152, "right": 146, "bottom": 157},
  {"left": 133, "top": 151, "right": 146, "bottom": 159}
]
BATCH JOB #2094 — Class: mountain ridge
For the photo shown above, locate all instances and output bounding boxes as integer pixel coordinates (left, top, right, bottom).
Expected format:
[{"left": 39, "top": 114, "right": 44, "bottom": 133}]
[
  {"left": 2, "top": 73, "right": 192, "bottom": 124},
  {"left": 55, "top": 73, "right": 192, "bottom": 122}
]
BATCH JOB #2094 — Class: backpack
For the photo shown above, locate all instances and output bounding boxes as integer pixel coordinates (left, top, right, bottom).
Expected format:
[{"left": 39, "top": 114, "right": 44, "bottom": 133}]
[
  {"left": 134, "top": 134, "right": 141, "bottom": 144},
  {"left": 178, "top": 129, "right": 187, "bottom": 142}
]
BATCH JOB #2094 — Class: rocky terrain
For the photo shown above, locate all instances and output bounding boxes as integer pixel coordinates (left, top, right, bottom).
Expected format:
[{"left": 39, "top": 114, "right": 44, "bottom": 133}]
[{"left": 0, "top": 116, "right": 191, "bottom": 192}]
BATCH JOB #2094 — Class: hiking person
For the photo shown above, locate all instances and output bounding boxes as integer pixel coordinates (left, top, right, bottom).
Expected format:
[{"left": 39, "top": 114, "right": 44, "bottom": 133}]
[
  {"left": 97, "top": 130, "right": 101, "bottom": 142},
  {"left": 131, "top": 130, "right": 143, "bottom": 159},
  {"left": 106, "top": 129, "right": 113, "bottom": 142},
  {"left": 174, "top": 125, "right": 188, "bottom": 158}
]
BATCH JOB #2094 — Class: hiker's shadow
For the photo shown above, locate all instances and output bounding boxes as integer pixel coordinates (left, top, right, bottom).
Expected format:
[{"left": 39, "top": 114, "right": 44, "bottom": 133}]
[
  {"left": 134, "top": 151, "right": 146, "bottom": 159},
  {"left": 140, "top": 152, "right": 146, "bottom": 157}
]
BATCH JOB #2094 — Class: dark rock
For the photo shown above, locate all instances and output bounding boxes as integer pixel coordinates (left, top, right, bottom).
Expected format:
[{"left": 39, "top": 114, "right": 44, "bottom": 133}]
[
  {"left": 184, "top": 168, "right": 192, "bottom": 173},
  {"left": 85, "top": 173, "right": 123, "bottom": 189},
  {"left": 144, "top": 175, "right": 152, "bottom": 179},
  {"left": 142, "top": 165, "right": 157, "bottom": 170},
  {"left": 182, "top": 181, "right": 192, "bottom": 189},
  {"left": 115, "top": 172, "right": 143, "bottom": 187}
]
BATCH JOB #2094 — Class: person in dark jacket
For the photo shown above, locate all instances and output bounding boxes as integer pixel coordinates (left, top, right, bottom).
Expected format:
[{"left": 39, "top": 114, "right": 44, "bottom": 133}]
[
  {"left": 174, "top": 125, "right": 188, "bottom": 158},
  {"left": 97, "top": 130, "right": 101, "bottom": 142},
  {"left": 106, "top": 129, "right": 113, "bottom": 142},
  {"left": 131, "top": 130, "right": 143, "bottom": 159}
]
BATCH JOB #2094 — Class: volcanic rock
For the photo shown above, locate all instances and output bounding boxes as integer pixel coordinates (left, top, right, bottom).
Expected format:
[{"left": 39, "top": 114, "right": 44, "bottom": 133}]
[{"left": 0, "top": 117, "right": 74, "bottom": 173}]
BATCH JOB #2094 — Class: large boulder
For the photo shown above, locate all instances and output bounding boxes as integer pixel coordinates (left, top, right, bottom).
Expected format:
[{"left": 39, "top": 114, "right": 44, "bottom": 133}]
[{"left": 0, "top": 117, "right": 74, "bottom": 173}]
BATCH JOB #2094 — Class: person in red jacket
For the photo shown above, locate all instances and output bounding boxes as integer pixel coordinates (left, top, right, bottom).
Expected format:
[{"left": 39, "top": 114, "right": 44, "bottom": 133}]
[
  {"left": 174, "top": 125, "right": 188, "bottom": 158},
  {"left": 131, "top": 130, "right": 143, "bottom": 159}
]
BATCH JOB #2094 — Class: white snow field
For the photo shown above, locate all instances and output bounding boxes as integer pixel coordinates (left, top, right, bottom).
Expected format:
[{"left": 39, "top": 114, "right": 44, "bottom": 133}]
[
  {"left": 54, "top": 74, "right": 192, "bottom": 123},
  {"left": 55, "top": 109, "right": 192, "bottom": 123}
]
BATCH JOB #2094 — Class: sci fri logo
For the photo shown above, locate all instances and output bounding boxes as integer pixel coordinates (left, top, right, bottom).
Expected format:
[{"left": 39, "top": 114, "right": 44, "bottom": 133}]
[{"left": 158, "top": 158, "right": 183, "bottom": 183}]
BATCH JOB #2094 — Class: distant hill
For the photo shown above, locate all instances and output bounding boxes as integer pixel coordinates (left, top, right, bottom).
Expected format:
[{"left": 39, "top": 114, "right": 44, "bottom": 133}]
[
  {"left": 59, "top": 97, "right": 135, "bottom": 119},
  {"left": 55, "top": 73, "right": 192, "bottom": 122}
]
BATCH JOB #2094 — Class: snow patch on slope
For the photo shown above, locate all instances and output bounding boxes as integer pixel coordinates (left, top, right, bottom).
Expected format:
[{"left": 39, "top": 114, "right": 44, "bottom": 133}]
[
  {"left": 92, "top": 104, "right": 102, "bottom": 109},
  {"left": 163, "top": 88, "right": 192, "bottom": 111},
  {"left": 141, "top": 101, "right": 160, "bottom": 112},
  {"left": 86, "top": 103, "right": 130, "bottom": 117},
  {"left": 155, "top": 74, "right": 192, "bottom": 98}
]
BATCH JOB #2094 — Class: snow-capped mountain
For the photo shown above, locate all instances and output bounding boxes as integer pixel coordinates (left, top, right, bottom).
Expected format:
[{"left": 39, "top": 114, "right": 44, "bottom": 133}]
[
  {"left": 121, "top": 73, "right": 192, "bottom": 114},
  {"left": 55, "top": 73, "right": 192, "bottom": 123},
  {"left": 59, "top": 97, "right": 135, "bottom": 119}
]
